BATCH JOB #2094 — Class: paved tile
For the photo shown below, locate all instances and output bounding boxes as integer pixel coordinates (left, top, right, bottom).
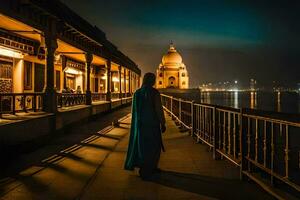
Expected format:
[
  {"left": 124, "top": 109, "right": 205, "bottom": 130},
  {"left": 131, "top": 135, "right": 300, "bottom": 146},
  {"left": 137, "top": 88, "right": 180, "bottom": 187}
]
[
  {"left": 80, "top": 114, "right": 275, "bottom": 200},
  {"left": 0, "top": 112, "right": 275, "bottom": 200},
  {"left": 0, "top": 116, "right": 131, "bottom": 200}
]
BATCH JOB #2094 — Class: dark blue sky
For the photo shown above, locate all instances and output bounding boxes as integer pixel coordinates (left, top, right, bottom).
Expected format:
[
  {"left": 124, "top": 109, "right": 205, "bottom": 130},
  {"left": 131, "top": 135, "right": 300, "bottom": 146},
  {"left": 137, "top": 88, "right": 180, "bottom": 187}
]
[{"left": 61, "top": 0, "right": 299, "bottom": 88}]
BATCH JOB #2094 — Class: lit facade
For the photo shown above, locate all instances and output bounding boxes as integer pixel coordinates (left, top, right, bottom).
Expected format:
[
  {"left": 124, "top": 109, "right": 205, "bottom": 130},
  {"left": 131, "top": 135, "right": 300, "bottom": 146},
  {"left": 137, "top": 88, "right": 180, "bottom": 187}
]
[
  {"left": 156, "top": 44, "right": 189, "bottom": 89},
  {"left": 0, "top": 0, "right": 141, "bottom": 113}
]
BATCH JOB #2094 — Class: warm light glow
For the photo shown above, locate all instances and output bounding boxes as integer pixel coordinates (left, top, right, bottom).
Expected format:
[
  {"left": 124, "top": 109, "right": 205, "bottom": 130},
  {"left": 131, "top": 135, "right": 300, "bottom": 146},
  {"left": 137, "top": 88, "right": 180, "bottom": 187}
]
[
  {"left": 0, "top": 46, "right": 24, "bottom": 58},
  {"left": 65, "top": 67, "right": 81, "bottom": 75},
  {"left": 112, "top": 77, "right": 120, "bottom": 82},
  {"left": 101, "top": 74, "right": 107, "bottom": 80}
]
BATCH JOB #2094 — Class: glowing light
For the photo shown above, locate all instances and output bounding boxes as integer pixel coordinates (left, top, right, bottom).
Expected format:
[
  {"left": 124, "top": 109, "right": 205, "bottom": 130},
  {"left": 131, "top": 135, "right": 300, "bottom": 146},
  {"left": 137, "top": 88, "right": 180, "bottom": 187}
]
[
  {"left": 0, "top": 46, "right": 24, "bottom": 58},
  {"left": 101, "top": 74, "right": 107, "bottom": 80},
  {"left": 234, "top": 80, "right": 238, "bottom": 84},
  {"left": 234, "top": 91, "right": 238, "bottom": 108},
  {"left": 65, "top": 67, "right": 81, "bottom": 75},
  {"left": 112, "top": 77, "right": 120, "bottom": 82}
]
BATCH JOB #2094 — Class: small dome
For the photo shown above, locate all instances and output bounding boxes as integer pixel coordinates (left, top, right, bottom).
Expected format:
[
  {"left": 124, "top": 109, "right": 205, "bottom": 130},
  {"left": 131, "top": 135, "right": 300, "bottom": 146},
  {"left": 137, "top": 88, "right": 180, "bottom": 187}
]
[{"left": 162, "top": 44, "right": 182, "bottom": 65}]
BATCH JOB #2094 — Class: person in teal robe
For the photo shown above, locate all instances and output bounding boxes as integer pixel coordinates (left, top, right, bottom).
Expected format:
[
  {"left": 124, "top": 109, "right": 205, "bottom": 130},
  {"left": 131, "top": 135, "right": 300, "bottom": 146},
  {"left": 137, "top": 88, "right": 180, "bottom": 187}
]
[{"left": 124, "top": 72, "right": 166, "bottom": 179}]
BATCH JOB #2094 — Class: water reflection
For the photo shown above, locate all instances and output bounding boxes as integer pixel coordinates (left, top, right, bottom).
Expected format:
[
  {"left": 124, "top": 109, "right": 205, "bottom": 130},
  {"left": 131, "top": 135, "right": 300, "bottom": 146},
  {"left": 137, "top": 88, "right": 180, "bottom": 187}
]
[
  {"left": 234, "top": 91, "right": 238, "bottom": 108},
  {"left": 250, "top": 92, "right": 257, "bottom": 109},
  {"left": 198, "top": 91, "right": 299, "bottom": 114},
  {"left": 277, "top": 92, "right": 281, "bottom": 112}
]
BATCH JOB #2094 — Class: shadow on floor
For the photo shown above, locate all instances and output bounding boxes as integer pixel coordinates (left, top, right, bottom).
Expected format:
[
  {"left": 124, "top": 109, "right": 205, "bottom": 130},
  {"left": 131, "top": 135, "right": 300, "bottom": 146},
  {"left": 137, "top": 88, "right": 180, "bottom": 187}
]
[
  {"left": 0, "top": 107, "right": 131, "bottom": 179},
  {"left": 151, "top": 170, "right": 275, "bottom": 200}
]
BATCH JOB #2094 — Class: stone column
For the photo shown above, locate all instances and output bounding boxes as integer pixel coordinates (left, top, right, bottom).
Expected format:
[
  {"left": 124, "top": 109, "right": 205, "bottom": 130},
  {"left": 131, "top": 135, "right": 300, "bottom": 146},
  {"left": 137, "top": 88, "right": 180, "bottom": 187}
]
[
  {"left": 85, "top": 53, "right": 93, "bottom": 105},
  {"left": 44, "top": 33, "right": 58, "bottom": 113},
  {"left": 124, "top": 68, "right": 127, "bottom": 96},
  {"left": 118, "top": 65, "right": 122, "bottom": 98},
  {"left": 106, "top": 59, "right": 112, "bottom": 101}
]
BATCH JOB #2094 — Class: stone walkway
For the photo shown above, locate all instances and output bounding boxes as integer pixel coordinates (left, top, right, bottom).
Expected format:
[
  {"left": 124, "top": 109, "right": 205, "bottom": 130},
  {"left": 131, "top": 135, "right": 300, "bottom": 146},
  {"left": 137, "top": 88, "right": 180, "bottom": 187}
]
[{"left": 0, "top": 112, "right": 274, "bottom": 200}]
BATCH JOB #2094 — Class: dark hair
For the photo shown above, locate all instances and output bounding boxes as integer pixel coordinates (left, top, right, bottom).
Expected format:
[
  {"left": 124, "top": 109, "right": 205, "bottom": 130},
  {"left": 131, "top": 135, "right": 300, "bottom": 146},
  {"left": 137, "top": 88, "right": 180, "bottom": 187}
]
[{"left": 142, "top": 72, "right": 156, "bottom": 87}]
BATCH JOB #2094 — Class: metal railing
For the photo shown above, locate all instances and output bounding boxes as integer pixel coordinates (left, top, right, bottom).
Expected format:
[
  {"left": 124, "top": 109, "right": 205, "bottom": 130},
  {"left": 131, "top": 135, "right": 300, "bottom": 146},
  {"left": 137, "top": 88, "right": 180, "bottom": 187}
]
[
  {"left": 57, "top": 93, "right": 86, "bottom": 108},
  {"left": 0, "top": 92, "right": 44, "bottom": 117},
  {"left": 161, "top": 93, "right": 300, "bottom": 197},
  {"left": 92, "top": 93, "right": 107, "bottom": 102}
]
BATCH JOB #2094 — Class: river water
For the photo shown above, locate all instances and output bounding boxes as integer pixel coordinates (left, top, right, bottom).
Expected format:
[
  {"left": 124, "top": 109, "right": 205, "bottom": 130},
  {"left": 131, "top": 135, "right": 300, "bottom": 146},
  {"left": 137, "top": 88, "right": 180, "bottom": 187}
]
[{"left": 199, "top": 91, "right": 300, "bottom": 114}]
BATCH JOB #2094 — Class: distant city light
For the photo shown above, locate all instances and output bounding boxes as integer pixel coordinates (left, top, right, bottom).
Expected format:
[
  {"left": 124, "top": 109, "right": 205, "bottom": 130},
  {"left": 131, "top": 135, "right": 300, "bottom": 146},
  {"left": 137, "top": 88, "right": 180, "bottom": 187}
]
[{"left": 234, "top": 80, "right": 238, "bottom": 84}]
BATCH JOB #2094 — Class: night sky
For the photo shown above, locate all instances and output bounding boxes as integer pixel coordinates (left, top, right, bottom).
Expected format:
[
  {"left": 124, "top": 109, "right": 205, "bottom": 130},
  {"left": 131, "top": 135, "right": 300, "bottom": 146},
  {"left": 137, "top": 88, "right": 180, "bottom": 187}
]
[{"left": 61, "top": 0, "right": 299, "bottom": 88}]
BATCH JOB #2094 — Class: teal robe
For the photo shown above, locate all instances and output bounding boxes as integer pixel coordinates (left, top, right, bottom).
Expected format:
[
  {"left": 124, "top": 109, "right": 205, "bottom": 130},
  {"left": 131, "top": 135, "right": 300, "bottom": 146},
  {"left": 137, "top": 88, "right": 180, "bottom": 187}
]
[{"left": 124, "top": 86, "right": 165, "bottom": 172}]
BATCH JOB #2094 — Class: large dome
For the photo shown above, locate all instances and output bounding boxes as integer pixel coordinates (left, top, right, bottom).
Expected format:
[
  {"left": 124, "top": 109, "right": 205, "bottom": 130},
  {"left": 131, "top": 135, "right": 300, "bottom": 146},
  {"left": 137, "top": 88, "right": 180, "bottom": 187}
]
[{"left": 162, "top": 44, "right": 182, "bottom": 65}]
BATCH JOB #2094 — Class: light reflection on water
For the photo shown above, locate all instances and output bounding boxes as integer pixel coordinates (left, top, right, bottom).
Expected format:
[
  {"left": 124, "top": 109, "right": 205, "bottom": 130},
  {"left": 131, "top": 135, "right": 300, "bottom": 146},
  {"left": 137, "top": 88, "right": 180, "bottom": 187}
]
[{"left": 200, "top": 91, "right": 300, "bottom": 114}]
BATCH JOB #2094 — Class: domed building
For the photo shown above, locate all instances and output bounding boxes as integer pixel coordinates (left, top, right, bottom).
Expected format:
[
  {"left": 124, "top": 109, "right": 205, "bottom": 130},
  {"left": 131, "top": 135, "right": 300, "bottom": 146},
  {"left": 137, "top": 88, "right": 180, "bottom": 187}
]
[{"left": 156, "top": 43, "right": 189, "bottom": 89}]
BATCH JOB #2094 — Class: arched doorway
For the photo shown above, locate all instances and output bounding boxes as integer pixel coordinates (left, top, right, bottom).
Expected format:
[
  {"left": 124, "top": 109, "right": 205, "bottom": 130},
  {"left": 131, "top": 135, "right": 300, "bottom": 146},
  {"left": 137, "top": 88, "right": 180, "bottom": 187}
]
[{"left": 168, "top": 76, "right": 176, "bottom": 88}]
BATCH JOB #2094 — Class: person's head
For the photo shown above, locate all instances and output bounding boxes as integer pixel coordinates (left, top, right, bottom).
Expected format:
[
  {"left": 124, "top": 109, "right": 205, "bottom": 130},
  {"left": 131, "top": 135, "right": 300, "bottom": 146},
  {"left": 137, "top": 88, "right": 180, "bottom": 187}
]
[{"left": 142, "top": 72, "right": 156, "bottom": 87}]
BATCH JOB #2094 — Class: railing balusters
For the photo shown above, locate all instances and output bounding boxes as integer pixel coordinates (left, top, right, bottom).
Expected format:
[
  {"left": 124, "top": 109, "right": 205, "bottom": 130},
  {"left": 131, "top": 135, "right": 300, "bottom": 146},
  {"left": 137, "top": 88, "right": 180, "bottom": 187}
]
[
  {"left": 199, "top": 106, "right": 202, "bottom": 138},
  {"left": 218, "top": 110, "right": 221, "bottom": 150},
  {"left": 233, "top": 113, "right": 236, "bottom": 159},
  {"left": 160, "top": 94, "right": 300, "bottom": 194},
  {"left": 263, "top": 120, "right": 267, "bottom": 167},
  {"left": 228, "top": 112, "right": 231, "bottom": 155},
  {"left": 239, "top": 108, "right": 244, "bottom": 179},
  {"left": 213, "top": 107, "right": 217, "bottom": 159},
  {"left": 238, "top": 109, "right": 242, "bottom": 159},
  {"left": 223, "top": 111, "right": 226, "bottom": 154},
  {"left": 198, "top": 105, "right": 200, "bottom": 138},
  {"left": 255, "top": 118, "right": 258, "bottom": 162},
  {"left": 179, "top": 98, "right": 182, "bottom": 124},
  {"left": 271, "top": 122, "right": 274, "bottom": 185},
  {"left": 210, "top": 108, "right": 213, "bottom": 145},
  {"left": 191, "top": 101, "right": 194, "bottom": 137},
  {"left": 285, "top": 125, "right": 289, "bottom": 178},
  {"left": 0, "top": 93, "right": 44, "bottom": 115},
  {"left": 247, "top": 118, "right": 251, "bottom": 171},
  {"left": 203, "top": 107, "right": 205, "bottom": 139}
]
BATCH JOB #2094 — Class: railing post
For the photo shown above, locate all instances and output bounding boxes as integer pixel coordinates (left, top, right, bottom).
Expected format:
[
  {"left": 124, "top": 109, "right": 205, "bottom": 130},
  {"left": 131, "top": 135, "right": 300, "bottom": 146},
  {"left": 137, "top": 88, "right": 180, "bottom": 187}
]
[
  {"left": 213, "top": 107, "right": 218, "bottom": 159},
  {"left": 191, "top": 101, "right": 194, "bottom": 137},
  {"left": 179, "top": 98, "right": 182, "bottom": 123},
  {"left": 170, "top": 96, "right": 173, "bottom": 119},
  {"left": 239, "top": 108, "right": 246, "bottom": 180}
]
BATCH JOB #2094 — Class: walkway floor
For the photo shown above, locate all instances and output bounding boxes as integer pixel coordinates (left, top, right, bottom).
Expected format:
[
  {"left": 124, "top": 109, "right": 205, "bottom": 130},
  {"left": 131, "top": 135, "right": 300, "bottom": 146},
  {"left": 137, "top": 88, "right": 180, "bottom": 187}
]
[{"left": 0, "top": 112, "right": 274, "bottom": 200}]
